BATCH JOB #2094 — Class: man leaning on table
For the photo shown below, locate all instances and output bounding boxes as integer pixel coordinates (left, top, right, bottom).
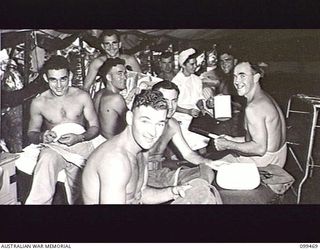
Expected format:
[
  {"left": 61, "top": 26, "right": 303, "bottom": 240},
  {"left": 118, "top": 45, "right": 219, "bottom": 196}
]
[{"left": 214, "top": 61, "right": 287, "bottom": 168}]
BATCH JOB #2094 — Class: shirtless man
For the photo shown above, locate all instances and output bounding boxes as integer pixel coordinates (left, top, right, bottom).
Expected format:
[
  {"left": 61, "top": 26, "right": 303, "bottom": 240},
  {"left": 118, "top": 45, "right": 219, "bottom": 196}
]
[
  {"left": 82, "top": 90, "right": 190, "bottom": 204},
  {"left": 83, "top": 30, "right": 141, "bottom": 91},
  {"left": 26, "top": 55, "right": 99, "bottom": 204},
  {"left": 147, "top": 80, "right": 221, "bottom": 188},
  {"left": 214, "top": 61, "right": 287, "bottom": 168},
  {"left": 93, "top": 58, "right": 128, "bottom": 139},
  {"left": 218, "top": 49, "right": 238, "bottom": 95}
]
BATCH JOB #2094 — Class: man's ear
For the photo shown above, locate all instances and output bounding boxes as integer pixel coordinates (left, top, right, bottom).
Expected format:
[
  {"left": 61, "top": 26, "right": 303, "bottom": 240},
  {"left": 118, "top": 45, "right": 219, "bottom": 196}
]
[
  {"left": 101, "top": 43, "right": 106, "bottom": 51},
  {"left": 234, "top": 58, "right": 238, "bottom": 66},
  {"left": 68, "top": 71, "right": 73, "bottom": 86},
  {"left": 43, "top": 73, "right": 48, "bottom": 83},
  {"left": 126, "top": 110, "right": 133, "bottom": 126},
  {"left": 118, "top": 42, "right": 122, "bottom": 49},
  {"left": 253, "top": 73, "right": 261, "bottom": 83},
  {"left": 106, "top": 73, "right": 112, "bottom": 82}
]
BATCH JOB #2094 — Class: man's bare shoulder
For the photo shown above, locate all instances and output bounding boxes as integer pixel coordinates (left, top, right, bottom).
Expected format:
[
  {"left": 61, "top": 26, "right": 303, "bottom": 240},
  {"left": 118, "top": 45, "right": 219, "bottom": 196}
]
[
  {"left": 69, "top": 87, "right": 91, "bottom": 99},
  {"left": 247, "top": 93, "right": 277, "bottom": 117},
  {"left": 168, "top": 117, "right": 181, "bottom": 131},
  {"left": 89, "top": 142, "right": 130, "bottom": 171},
  {"left": 31, "top": 90, "right": 51, "bottom": 106},
  {"left": 119, "top": 54, "right": 134, "bottom": 60},
  {"left": 101, "top": 92, "right": 126, "bottom": 106}
]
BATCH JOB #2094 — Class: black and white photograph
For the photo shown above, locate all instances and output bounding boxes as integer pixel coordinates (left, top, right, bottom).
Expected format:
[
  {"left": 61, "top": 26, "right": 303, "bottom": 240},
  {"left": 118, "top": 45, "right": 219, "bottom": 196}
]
[
  {"left": 1, "top": 1, "right": 320, "bottom": 244},
  {"left": 1, "top": 29, "right": 320, "bottom": 206}
]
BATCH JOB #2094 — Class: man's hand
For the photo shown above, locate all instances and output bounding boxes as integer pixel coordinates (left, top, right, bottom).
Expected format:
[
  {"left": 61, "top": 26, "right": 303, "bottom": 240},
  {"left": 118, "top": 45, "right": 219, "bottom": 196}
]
[
  {"left": 171, "top": 184, "right": 192, "bottom": 199},
  {"left": 214, "top": 135, "right": 232, "bottom": 151},
  {"left": 188, "top": 108, "right": 200, "bottom": 118},
  {"left": 42, "top": 130, "right": 57, "bottom": 144},
  {"left": 58, "top": 133, "right": 83, "bottom": 146}
]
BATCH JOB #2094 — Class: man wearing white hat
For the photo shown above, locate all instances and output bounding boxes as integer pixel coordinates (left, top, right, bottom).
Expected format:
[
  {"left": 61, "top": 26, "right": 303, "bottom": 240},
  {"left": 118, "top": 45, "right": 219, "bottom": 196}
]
[{"left": 172, "top": 48, "right": 210, "bottom": 151}]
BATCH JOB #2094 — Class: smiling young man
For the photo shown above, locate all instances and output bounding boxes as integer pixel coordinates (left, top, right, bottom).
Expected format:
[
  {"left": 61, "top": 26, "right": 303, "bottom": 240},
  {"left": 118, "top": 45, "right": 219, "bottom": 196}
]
[
  {"left": 93, "top": 58, "right": 128, "bottom": 140},
  {"left": 82, "top": 90, "right": 190, "bottom": 204},
  {"left": 147, "top": 80, "right": 222, "bottom": 188},
  {"left": 26, "top": 55, "right": 99, "bottom": 204},
  {"left": 214, "top": 61, "right": 287, "bottom": 168},
  {"left": 83, "top": 30, "right": 141, "bottom": 91}
]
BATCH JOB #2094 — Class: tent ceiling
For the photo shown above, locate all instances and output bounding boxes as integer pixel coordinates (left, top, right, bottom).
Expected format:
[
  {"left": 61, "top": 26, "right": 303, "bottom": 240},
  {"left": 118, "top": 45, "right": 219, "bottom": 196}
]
[{"left": 1, "top": 29, "right": 320, "bottom": 60}]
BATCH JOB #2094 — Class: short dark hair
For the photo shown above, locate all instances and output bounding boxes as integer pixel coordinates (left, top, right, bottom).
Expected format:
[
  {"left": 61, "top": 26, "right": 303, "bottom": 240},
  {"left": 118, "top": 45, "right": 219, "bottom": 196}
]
[
  {"left": 218, "top": 44, "right": 235, "bottom": 58},
  {"left": 131, "top": 90, "right": 168, "bottom": 111},
  {"left": 43, "top": 55, "right": 70, "bottom": 74},
  {"left": 152, "top": 80, "right": 180, "bottom": 96},
  {"left": 160, "top": 52, "right": 173, "bottom": 60},
  {"left": 237, "top": 61, "right": 265, "bottom": 78},
  {"left": 99, "top": 30, "right": 120, "bottom": 43},
  {"left": 99, "top": 57, "right": 126, "bottom": 80}
]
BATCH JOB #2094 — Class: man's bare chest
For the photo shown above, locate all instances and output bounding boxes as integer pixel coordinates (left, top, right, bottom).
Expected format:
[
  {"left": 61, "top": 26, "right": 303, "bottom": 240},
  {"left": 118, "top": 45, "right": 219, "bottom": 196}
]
[{"left": 42, "top": 99, "right": 84, "bottom": 124}]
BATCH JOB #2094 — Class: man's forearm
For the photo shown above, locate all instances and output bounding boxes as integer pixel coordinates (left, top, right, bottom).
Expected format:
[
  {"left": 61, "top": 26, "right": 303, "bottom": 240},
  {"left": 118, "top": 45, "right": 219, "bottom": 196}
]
[
  {"left": 81, "top": 126, "right": 99, "bottom": 141},
  {"left": 176, "top": 106, "right": 191, "bottom": 115},
  {"left": 224, "top": 140, "right": 266, "bottom": 157},
  {"left": 140, "top": 186, "right": 174, "bottom": 204},
  {"left": 184, "top": 151, "right": 208, "bottom": 166},
  {"left": 228, "top": 136, "right": 245, "bottom": 143}
]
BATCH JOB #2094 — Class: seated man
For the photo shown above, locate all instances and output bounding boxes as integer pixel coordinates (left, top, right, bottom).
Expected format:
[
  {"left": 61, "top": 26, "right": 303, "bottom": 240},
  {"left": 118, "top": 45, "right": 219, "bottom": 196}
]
[
  {"left": 93, "top": 58, "right": 128, "bottom": 140},
  {"left": 83, "top": 30, "right": 141, "bottom": 92},
  {"left": 148, "top": 80, "right": 221, "bottom": 188},
  {"left": 82, "top": 90, "right": 190, "bottom": 204},
  {"left": 26, "top": 55, "right": 99, "bottom": 204},
  {"left": 214, "top": 61, "right": 287, "bottom": 168}
]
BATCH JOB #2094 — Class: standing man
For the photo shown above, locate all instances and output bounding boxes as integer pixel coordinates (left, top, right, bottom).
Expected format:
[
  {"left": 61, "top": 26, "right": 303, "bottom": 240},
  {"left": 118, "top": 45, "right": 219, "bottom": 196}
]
[
  {"left": 172, "top": 48, "right": 209, "bottom": 151},
  {"left": 93, "top": 58, "right": 128, "bottom": 140},
  {"left": 157, "top": 52, "right": 176, "bottom": 81},
  {"left": 214, "top": 61, "right": 287, "bottom": 168},
  {"left": 147, "top": 80, "right": 222, "bottom": 188},
  {"left": 26, "top": 55, "right": 99, "bottom": 204},
  {"left": 82, "top": 90, "right": 190, "bottom": 204},
  {"left": 83, "top": 30, "right": 141, "bottom": 92}
]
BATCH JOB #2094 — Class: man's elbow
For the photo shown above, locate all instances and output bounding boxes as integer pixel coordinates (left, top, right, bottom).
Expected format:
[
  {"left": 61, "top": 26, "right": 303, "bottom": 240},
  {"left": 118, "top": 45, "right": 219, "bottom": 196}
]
[
  {"left": 255, "top": 145, "right": 267, "bottom": 156},
  {"left": 101, "top": 130, "right": 115, "bottom": 140}
]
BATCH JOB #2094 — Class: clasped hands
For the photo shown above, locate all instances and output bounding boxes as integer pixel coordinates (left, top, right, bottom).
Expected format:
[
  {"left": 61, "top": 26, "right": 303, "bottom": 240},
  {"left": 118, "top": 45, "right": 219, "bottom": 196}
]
[{"left": 42, "top": 130, "right": 83, "bottom": 146}]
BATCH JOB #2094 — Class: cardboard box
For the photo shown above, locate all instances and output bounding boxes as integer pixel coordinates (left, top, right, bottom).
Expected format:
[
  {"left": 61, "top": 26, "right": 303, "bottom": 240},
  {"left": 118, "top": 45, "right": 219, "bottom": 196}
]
[{"left": 0, "top": 153, "right": 20, "bottom": 205}]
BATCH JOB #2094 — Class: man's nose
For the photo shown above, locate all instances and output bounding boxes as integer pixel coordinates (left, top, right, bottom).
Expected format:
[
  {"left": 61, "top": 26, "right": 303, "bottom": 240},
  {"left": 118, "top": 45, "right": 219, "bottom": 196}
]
[{"left": 147, "top": 125, "right": 157, "bottom": 138}]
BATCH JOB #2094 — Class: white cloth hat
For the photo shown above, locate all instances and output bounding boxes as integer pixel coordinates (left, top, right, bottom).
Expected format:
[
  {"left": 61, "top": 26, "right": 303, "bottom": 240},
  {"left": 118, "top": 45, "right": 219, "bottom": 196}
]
[{"left": 178, "top": 48, "right": 196, "bottom": 67}]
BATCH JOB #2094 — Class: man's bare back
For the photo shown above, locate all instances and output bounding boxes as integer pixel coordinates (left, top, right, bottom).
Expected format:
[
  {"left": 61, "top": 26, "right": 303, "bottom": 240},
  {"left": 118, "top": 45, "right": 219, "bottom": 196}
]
[
  {"left": 82, "top": 128, "right": 146, "bottom": 204},
  {"left": 244, "top": 90, "right": 286, "bottom": 152}
]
